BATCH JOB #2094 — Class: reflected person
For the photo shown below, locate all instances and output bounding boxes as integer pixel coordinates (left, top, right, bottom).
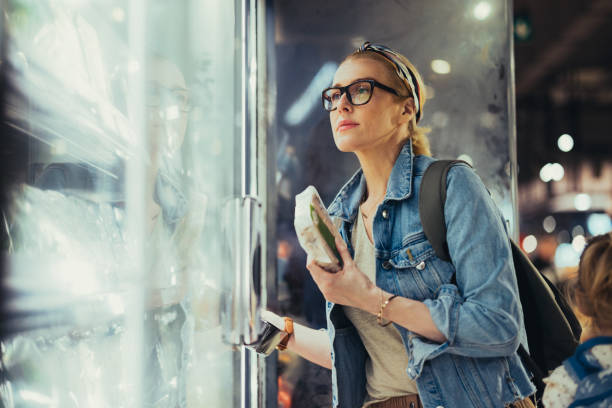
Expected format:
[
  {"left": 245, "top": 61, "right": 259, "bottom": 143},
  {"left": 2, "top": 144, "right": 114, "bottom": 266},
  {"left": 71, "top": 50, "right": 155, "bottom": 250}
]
[{"left": 36, "top": 55, "right": 199, "bottom": 408}]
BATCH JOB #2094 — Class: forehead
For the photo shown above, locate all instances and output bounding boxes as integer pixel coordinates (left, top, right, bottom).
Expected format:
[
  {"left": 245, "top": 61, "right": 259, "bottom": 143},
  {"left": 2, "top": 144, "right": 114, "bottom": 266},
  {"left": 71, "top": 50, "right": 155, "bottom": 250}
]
[{"left": 332, "top": 58, "right": 390, "bottom": 87}]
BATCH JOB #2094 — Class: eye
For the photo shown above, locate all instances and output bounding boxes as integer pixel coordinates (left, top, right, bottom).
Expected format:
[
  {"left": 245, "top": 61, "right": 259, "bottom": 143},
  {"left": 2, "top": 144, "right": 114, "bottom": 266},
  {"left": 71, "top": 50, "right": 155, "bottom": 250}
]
[
  {"left": 355, "top": 84, "right": 370, "bottom": 94},
  {"left": 327, "top": 90, "right": 341, "bottom": 101}
]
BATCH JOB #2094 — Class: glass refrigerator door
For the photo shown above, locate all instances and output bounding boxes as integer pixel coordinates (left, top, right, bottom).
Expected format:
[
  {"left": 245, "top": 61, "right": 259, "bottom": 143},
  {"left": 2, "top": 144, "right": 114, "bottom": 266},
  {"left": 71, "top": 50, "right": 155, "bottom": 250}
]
[{"left": 1, "top": 0, "right": 267, "bottom": 407}]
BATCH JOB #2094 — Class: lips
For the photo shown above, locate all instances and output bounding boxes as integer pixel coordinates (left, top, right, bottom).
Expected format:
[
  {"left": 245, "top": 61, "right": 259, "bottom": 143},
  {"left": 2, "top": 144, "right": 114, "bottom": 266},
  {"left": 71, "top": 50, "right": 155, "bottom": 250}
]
[{"left": 336, "top": 119, "right": 359, "bottom": 132}]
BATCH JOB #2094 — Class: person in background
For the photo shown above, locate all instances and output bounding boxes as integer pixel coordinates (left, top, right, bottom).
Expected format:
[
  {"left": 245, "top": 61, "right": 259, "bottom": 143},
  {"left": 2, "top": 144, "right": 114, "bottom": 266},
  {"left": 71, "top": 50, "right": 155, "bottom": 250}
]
[
  {"left": 264, "top": 42, "right": 535, "bottom": 408},
  {"left": 543, "top": 233, "right": 612, "bottom": 408}
]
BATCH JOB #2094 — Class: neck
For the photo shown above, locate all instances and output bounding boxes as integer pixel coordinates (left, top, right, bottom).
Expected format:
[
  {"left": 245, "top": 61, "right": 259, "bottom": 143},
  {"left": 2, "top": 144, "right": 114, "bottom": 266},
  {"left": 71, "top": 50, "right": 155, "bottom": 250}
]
[{"left": 356, "top": 138, "right": 407, "bottom": 203}]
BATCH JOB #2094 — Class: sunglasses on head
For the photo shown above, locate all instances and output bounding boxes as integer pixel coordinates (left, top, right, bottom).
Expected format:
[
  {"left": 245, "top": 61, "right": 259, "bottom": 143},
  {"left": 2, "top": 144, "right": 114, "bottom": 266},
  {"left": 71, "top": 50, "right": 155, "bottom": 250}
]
[{"left": 321, "top": 79, "right": 399, "bottom": 112}]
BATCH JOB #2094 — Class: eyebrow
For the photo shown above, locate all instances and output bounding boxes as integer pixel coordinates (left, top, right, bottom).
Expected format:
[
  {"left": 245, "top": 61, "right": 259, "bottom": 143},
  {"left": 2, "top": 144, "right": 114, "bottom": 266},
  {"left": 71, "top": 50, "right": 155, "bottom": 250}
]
[{"left": 331, "top": 77, "right": 376, "bottom": 88}]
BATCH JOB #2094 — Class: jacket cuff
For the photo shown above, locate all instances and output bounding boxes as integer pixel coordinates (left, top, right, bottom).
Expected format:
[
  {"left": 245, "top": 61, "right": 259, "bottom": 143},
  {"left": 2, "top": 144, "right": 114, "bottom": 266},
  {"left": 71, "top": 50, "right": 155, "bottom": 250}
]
[{"left": 423, "top": 283, "right": 462, "bottom": 345}]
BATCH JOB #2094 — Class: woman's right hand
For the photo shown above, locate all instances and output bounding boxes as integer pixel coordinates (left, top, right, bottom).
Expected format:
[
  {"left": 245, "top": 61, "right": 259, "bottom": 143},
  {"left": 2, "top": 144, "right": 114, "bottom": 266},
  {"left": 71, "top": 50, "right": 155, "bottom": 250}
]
[{"left": 259, "top": 309, "right": 332, "bottom": 369}]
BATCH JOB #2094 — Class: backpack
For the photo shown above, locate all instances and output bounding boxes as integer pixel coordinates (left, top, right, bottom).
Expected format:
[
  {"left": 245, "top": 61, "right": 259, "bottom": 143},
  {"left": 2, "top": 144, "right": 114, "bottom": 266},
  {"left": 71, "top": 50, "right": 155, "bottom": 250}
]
[
  {"left": 563, "top": 337, "right": 612, "bottom": 408},
  {"left": 418, "top": 160, "right": 582, "bottom": 404}
]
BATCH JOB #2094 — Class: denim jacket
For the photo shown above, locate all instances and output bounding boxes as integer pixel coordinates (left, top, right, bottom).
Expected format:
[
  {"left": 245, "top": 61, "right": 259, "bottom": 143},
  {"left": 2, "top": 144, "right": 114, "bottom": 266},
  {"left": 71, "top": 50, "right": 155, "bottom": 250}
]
[{"left": 325, "top": 142, "right": 536, "bottom": 408}]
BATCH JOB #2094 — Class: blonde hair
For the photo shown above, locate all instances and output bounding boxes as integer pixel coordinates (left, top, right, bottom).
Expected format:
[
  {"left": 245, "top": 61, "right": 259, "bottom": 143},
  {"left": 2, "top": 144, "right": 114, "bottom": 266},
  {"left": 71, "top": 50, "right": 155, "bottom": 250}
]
[
  {"left": 572, "top": 232, "right": 612, "bottom": 333},
  {"left": 344, "top": 50, "right": 432, "bottom": 157}
]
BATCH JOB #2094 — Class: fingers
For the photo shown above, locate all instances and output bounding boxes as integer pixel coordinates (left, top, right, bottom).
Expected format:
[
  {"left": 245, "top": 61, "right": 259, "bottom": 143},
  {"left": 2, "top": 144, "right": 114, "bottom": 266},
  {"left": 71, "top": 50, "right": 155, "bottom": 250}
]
[
  {"left": 306, "top": 259, "right": 326, "bottom": 280},
  {"left": 335, "top": 236, "right": 353, "bottom": 266}
]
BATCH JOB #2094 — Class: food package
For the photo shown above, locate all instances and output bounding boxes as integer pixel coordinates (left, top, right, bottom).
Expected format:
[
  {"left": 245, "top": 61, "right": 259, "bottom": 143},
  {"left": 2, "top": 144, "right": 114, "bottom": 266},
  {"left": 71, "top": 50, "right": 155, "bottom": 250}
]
[{"left": 294, "top": 186, "right": 343, "bottom": 272}]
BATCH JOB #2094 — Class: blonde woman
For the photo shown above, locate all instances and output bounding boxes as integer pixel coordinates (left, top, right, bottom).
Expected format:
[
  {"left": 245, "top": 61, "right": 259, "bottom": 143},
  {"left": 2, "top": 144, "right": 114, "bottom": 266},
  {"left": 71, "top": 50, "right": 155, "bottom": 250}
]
[{"left": 265, "top": 42, "right": 535, "bottom": 408}]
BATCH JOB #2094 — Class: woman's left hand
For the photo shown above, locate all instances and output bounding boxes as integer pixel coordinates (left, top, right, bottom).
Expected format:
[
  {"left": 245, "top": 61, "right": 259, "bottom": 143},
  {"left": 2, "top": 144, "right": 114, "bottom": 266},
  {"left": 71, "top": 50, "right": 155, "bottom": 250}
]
[{"left": 307, "top": 236, "right": 377, "bottom": 313}]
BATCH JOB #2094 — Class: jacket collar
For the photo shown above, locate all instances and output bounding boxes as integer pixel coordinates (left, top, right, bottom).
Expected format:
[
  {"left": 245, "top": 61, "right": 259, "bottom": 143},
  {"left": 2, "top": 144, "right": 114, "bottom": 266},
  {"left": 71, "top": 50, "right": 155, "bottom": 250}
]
[{"left": 327, "top": 141, "right": 414, "bottom": 221}]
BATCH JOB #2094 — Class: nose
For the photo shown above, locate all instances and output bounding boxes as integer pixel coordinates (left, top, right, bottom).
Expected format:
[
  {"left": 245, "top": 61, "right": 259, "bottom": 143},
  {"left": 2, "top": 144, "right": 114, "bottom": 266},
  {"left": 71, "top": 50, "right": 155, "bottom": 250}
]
[{"left": 336, "top": 91, "right": 352, "bottom": 112}]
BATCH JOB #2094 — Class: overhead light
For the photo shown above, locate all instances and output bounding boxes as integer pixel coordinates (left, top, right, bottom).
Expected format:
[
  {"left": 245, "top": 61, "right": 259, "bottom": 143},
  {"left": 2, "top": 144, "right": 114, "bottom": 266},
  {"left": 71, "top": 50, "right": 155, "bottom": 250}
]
[
  {"left": 284, "top": 62, "right": 338, "bottom": 126},
  {"left": 571, "top": 225, "right": 584, "bottom": 238},
  {"left": 431, "top": 59, "right": 451, "bottom": 75},
  {"left": 549, "top": 163, "right": 564, "bottom": 181},
  {"left": 473, "top": 2, "right": 492, "bottom": 20},
  {"left": 542, "top": 215, "right": 556, "bottom": 233},
  {"left": 554, "top": 243, "right": 580, "bottom": 268},
  {"left": 587, "top": 213, "right": 612, "bottom": 235},
  {"left": 571, "top": 235, "right": 586, "bottom": 253},
  {"left": 539, "top": 164, "right": 552, "bottom": 182},
  {"left": 574, "top": 193, "right": 592, "bottom": 211},
  {"left": 522, "top": 235, "right": 537, "bottom": 254},
  {"left": 557, "top": 133, "right": 574, "bottom": 152},
  {"left": 539, "top": 163, "right": 564, "bottom": 182}
]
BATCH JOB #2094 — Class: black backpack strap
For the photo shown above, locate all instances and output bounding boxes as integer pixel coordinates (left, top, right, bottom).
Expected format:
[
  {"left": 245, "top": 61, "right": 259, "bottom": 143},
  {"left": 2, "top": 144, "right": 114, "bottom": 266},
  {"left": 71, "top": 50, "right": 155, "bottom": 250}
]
[{"left": 419, "top": 160, "right": 468, "bottom": 263}]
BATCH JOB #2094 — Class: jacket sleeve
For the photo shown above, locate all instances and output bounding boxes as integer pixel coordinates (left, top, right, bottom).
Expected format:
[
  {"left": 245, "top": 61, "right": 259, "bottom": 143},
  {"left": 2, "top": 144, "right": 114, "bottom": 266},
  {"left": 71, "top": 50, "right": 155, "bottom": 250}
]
[{"left": 421, "top": 164, "right": 523, "bottom": 358}]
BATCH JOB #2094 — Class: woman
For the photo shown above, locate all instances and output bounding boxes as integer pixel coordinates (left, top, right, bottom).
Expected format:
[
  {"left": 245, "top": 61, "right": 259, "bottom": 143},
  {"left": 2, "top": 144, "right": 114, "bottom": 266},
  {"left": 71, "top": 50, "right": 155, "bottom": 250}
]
[
  {"left": 264, "top": 42, "right": 535, "bottom": 408},
  {"left": 543, "top": 233, "right": 612, "bottom": 407}
]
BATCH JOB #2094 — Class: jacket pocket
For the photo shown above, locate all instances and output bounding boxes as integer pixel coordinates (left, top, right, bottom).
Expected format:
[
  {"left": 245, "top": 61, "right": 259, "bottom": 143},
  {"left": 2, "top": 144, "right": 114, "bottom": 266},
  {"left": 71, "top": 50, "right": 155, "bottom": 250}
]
[{"left": 388, "top": 232, "right": 453, "bottom": 299}]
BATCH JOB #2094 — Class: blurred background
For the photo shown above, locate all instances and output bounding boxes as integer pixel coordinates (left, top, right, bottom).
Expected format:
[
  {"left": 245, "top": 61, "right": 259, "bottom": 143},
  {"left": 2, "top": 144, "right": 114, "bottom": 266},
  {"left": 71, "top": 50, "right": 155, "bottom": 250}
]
[{"left": 514, "top": 0, "right": 612, "bottom": 285}]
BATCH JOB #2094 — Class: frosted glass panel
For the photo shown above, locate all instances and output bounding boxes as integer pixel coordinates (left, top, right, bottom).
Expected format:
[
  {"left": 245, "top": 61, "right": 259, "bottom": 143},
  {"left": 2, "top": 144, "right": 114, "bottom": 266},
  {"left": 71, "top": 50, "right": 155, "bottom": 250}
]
[{"left": 1, "top": 1, "right": 243, "bottom": 407}]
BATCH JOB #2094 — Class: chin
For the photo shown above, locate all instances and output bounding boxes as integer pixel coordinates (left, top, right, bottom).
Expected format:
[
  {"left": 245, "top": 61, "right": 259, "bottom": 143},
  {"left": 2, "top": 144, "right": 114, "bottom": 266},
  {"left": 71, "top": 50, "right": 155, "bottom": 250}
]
[{"left": 333, "top": 133, "right": 361, "bottom": 153}]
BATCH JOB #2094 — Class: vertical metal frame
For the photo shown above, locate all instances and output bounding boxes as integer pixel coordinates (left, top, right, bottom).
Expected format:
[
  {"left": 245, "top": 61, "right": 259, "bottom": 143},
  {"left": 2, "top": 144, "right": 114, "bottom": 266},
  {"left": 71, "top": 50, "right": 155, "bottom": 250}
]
[
  {"left": 238, "top": 0, "right": 269, "bottom": 406},
  {"left": 506, "top": 0, "right": 520, "bottom": 240}
]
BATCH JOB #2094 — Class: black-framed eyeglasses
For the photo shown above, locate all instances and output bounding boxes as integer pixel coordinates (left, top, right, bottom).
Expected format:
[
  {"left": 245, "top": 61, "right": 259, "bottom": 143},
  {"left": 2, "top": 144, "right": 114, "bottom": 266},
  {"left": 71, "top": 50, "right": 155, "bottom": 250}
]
[{"left": 321, "top": 79, "right": 399, "bottom": 112}]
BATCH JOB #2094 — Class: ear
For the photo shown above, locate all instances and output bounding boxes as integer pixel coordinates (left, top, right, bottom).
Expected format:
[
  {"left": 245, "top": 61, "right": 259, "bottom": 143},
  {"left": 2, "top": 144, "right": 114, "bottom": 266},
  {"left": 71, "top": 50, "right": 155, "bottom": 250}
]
[{"left": 398, "top": 97, "right": 416, "bottom": 124}]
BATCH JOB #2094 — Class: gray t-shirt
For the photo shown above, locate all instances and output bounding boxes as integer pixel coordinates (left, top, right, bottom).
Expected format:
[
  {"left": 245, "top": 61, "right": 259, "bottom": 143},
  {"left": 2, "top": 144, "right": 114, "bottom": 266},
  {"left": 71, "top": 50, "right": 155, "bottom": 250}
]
[{"left": 343, "top": 211, "right": 418, "bottom": 407}]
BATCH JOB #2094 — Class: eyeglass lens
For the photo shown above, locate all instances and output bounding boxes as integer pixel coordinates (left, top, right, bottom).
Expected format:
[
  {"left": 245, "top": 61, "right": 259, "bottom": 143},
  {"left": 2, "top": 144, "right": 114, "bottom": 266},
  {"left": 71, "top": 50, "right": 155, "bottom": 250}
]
[{"left": 323, "top": 81, "right": 373, "bottom": 111}]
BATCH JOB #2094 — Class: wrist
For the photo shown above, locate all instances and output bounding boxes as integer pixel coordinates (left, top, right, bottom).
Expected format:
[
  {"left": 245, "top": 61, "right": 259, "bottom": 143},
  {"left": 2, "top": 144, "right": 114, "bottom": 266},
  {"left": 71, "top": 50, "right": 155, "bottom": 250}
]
[{"left": 362, "top": 284, "right": 384, "bottom": 315}]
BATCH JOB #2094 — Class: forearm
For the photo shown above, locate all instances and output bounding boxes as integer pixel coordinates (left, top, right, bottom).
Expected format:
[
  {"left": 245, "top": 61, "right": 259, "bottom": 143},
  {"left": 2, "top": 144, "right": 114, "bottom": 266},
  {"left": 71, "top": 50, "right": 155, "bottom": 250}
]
[
  {"left": 288, "top": 323, "right": 332, "bottom": 369},
  {"left": 357, "top": 286, "right": 447, "bottom": 344},
  {"left": 262, "top": 311, "right": 332, "bottom": 369}
]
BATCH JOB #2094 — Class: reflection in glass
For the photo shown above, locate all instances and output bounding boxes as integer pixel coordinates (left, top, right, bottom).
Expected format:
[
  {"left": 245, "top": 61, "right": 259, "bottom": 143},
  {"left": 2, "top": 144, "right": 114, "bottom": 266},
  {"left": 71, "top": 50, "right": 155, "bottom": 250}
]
[{"left": 1, "top": 0, "right": 241, "bottom": 407}]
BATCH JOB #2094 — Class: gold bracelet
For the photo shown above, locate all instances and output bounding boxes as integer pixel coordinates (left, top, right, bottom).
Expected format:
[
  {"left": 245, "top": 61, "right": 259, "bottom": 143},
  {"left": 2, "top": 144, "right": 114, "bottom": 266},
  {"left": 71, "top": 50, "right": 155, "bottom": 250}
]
[{"left": 377, "top": 289, "right": 398, "bottom": 327}]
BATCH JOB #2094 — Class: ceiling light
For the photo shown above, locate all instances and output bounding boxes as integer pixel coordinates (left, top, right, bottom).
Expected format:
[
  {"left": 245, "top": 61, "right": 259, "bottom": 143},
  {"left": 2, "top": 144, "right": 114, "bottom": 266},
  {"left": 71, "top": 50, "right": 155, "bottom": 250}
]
[
  {"left": 539, "top": 163, "right": 564, "bottom": 182},
  {"left": 542, "top": 216, "right": 556, "bottom": 233},
  {"left": 431, "top": 59, "right": 451, "bottom": 75},
  {"left": 539, "top": 163, "right": 552, "bottom": 182},
  {"left": 587, "top": 213, "right": 612, "bottom": 235},
  {"left": 522, "top": 235, "right": 537, "bottom": 253},
  {"left": 571, "top": 235, "right": 586, "bottom": 253},
  {"left": 549, "top": 163, "right": 564, "bottom": 181},
  {"left": 557, "top": 133, "right": 574, "bottom": 152},
  {"left": 574, "top": 193, "right": 592, "bottom": 211},
  {"left": 554, "top": 243, "right": 580, "bottom": 268},
  {"left": 473, "top": 2, "right": 492, "bottom": 20}
]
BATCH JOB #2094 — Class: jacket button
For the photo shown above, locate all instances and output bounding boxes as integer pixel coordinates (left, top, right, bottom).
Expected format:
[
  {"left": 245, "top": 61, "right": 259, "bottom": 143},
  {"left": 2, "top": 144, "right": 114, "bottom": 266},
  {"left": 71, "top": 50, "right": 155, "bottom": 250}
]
[
  {"left": 382, "top": 260, "right": 392, "bottom": 270},
  {"left": 416, "top": 261, "right": 426, "bottom": 270},
  {"left": 381, "top": 209, "right": 389, "bottom": 219}
]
